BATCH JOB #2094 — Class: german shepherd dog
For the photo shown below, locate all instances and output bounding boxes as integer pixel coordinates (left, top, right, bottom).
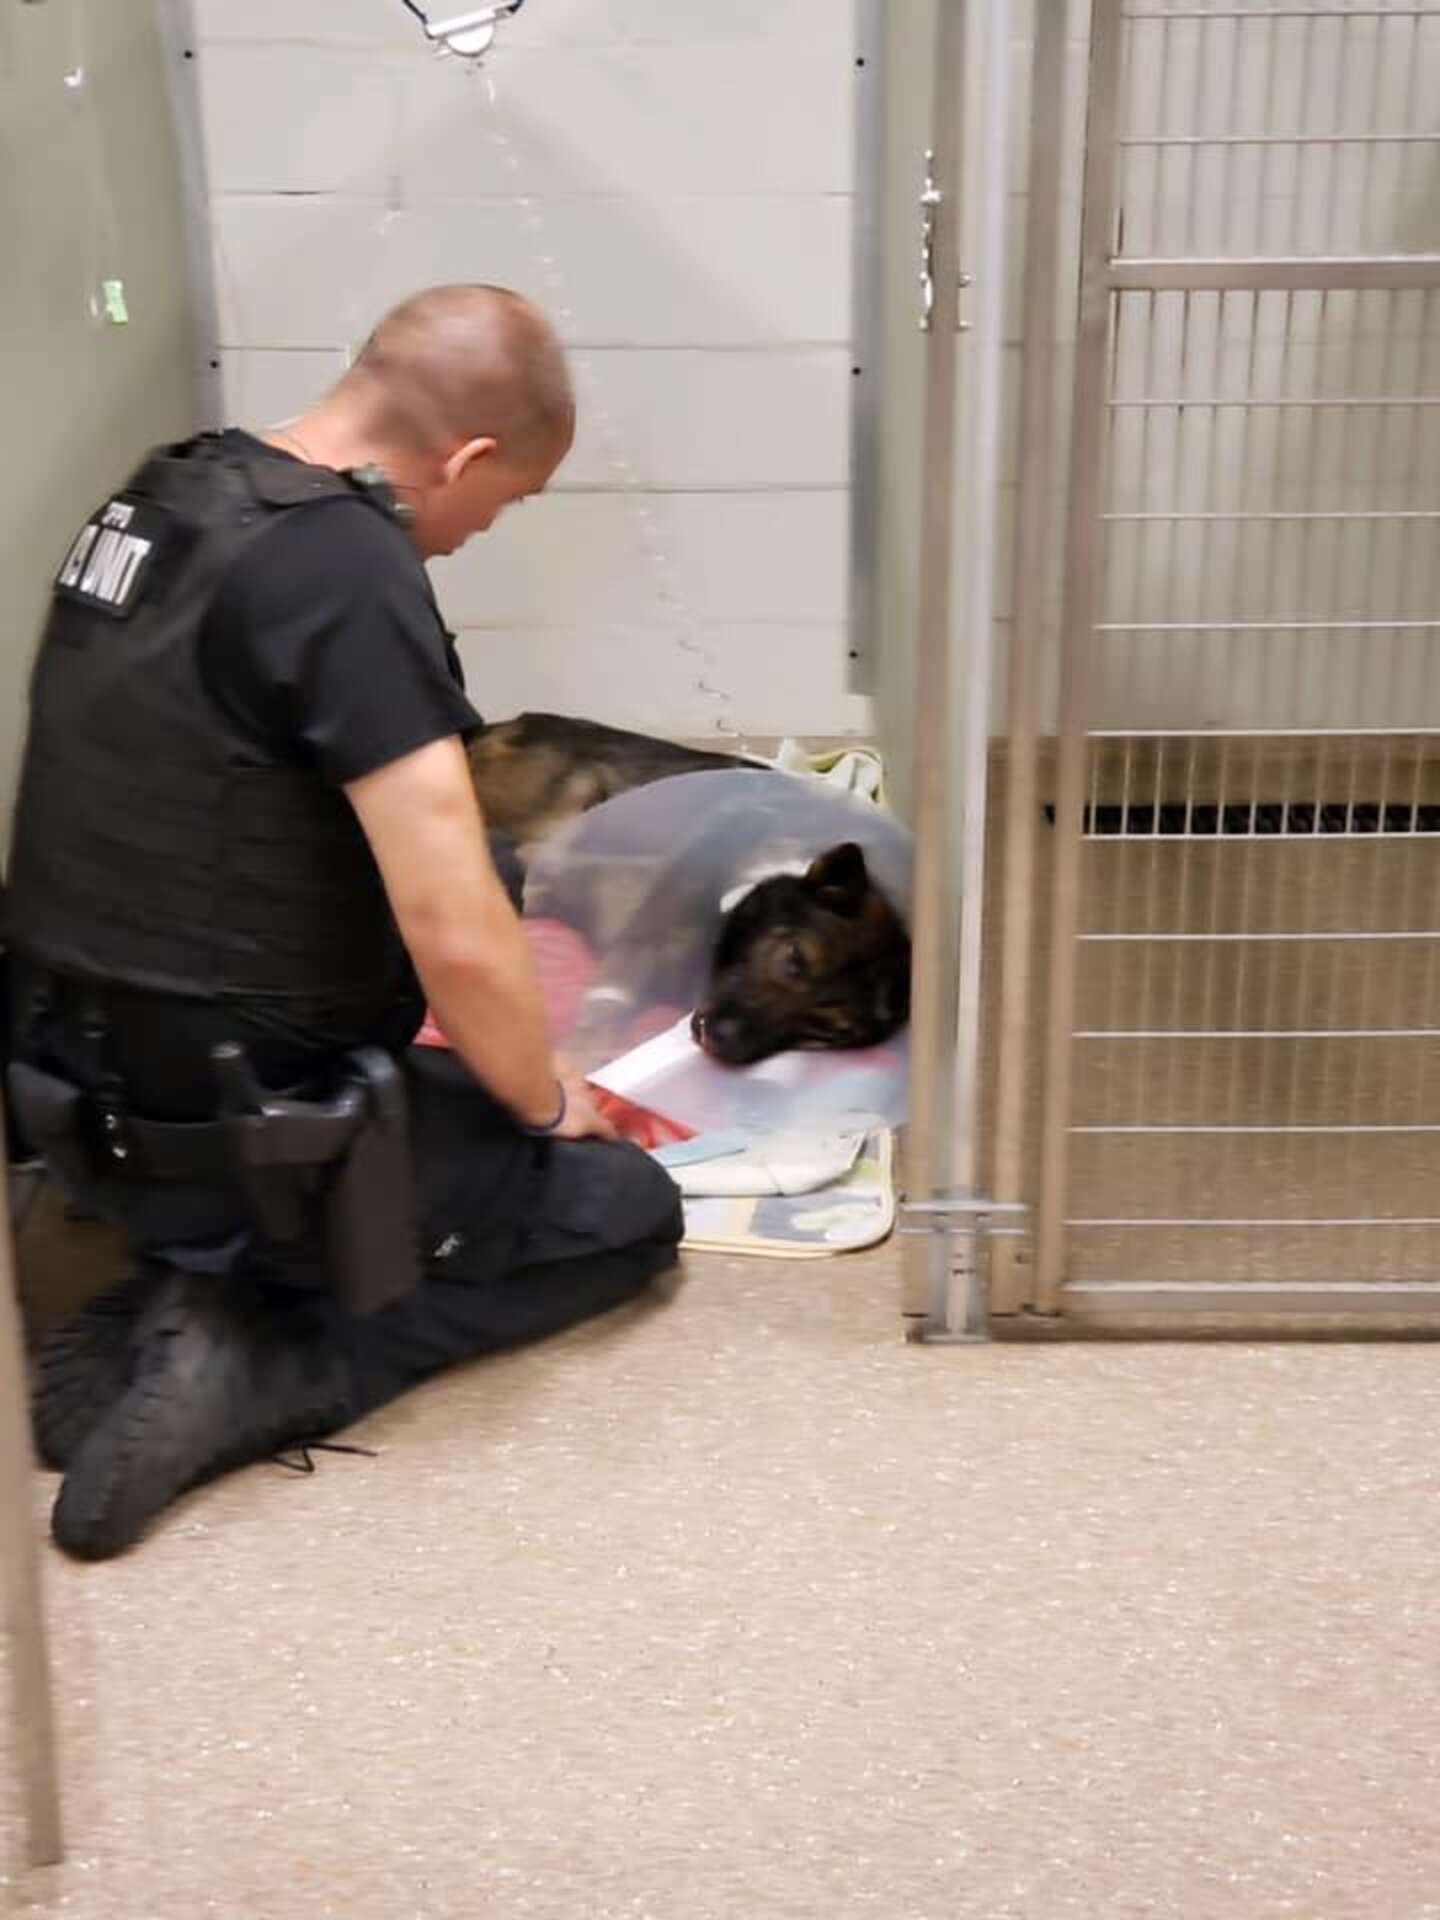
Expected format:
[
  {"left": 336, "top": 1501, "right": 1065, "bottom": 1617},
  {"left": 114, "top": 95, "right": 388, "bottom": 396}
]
[{"left": 467, "top": 713, "right": 912, "bottom": 1066}]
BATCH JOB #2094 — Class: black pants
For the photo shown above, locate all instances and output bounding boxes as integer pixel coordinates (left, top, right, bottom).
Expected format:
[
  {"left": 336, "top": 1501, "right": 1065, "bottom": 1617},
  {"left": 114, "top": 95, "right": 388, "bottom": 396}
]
[
  {"left": 9, "top": 837, "right": 685, "bottom": 1419},
  {"left": 16, "top": 1030, "right": 684, "bottom": 1421},
  {"left": 337, "top": 1051, "right": 683, "bottom": 1419}
]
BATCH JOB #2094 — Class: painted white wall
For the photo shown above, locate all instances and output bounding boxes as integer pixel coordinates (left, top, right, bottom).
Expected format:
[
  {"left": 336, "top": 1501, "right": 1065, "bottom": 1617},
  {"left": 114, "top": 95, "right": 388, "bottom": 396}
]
[{"left": 193, "top": 0, "right": 863, "bottom": 743}]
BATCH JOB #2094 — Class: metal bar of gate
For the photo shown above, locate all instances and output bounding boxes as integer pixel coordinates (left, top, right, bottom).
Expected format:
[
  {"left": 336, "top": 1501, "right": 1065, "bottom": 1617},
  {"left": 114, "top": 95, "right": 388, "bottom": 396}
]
[
  {"left": 1034, "top": 0, "right": 1128, "bottom": 1316},
  {"left": 940, "top": 0, "right": 1016, "bottom": 1335},
  {"left": 900, "top": 0, "right": 968, "bottom": 1325},
  {"left": 989, "top": 0, "right": 1069, "bottom": 1317},
  {"left": 1065, "top": 1282, "right": 1440, "bottom": 1317},
  {"left": 1111, "top": 256, "right": 1440, "bottom": 292},
  {"left": 0, "top": 1134, "right": 64, "bottom": 1866},
  {"left": 1136, "top": 8, "right": 1440, "bottom": 19},
  {"left": 1030, "top": 0, "right": 1440, "bottom": 1319}
]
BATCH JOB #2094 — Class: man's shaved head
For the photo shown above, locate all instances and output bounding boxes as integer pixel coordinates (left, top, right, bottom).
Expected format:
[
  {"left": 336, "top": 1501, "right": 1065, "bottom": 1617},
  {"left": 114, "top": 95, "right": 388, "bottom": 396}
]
[
  {"left": 269, "top": 283, "right": 575, "bottom": 557},
  {"left": 340, "top": 283, "right": 575, "bottom": 462}
]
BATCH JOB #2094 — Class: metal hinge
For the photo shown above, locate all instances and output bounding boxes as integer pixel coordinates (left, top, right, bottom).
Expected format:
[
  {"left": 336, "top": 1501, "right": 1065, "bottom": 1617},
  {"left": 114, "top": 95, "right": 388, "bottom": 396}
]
[
  {"left": 918, "top": 149, "right": 942, "bottom": 331},
  {"left": 919, "top": 147, "right": 975, "bottom": 333}
]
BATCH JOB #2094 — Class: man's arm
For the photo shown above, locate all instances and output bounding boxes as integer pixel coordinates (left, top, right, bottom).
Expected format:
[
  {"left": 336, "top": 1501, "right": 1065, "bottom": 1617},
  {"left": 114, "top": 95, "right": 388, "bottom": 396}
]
[{"left": 346, "top": 736, "right": 615, "bottom": 1141}]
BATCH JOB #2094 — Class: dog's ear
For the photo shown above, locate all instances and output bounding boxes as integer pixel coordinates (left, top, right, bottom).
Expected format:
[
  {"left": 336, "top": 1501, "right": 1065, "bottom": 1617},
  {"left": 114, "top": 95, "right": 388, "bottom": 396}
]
[{"left": 803, "top": 842, "right": 870, "bottom": 916}]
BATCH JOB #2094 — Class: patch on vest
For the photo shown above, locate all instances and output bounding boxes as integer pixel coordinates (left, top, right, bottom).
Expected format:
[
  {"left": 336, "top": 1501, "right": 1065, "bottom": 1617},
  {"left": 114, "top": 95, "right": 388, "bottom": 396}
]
[{"left": 53, "top": 496, "right": 169, "bottom": 619}]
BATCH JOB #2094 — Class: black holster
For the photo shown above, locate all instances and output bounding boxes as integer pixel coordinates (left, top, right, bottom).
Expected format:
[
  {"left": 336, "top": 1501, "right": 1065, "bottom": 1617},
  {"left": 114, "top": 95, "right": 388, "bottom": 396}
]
[{"left": 5, "top": 1042, "right": 421, "bottom": 1315}]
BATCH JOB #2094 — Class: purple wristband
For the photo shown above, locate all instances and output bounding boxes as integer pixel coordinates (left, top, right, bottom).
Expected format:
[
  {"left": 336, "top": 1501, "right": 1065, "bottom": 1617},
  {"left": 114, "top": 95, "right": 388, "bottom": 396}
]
[{"left": 523, "top": 1079, "right": 567, "bottom": 1136}]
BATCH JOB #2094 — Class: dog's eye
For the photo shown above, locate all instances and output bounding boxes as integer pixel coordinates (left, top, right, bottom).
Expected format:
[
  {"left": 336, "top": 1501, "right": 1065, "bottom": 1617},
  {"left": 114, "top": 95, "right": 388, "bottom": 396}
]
[{"left": 782, "top": 941, "right": 808, "bottom": 981}]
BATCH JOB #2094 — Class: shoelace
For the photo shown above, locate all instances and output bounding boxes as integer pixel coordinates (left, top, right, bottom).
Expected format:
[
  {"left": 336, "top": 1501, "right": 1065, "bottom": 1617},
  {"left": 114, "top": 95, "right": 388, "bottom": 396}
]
[{"left": 270, "top": 1438, "right": 379, "bottom": 1476}]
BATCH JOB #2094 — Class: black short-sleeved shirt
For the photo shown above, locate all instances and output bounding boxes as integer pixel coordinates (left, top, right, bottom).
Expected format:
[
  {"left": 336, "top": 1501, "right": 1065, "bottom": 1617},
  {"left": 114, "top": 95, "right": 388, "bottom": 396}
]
[
  {"left": 198, "top": 431, "right": 483, "bottom": 781},
  {"left": 16, "top": 432, "right": 490, "bottom": 1115}
]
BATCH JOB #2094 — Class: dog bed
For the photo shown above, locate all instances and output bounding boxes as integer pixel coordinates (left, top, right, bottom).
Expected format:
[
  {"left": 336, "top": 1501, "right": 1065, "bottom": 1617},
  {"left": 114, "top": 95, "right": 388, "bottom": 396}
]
[
  {"left": 416, "top": 745, "right": 907, "bottom": 1251},
  {"left": 660, "top": 1128, "right": 895, "bottom": 1257}
]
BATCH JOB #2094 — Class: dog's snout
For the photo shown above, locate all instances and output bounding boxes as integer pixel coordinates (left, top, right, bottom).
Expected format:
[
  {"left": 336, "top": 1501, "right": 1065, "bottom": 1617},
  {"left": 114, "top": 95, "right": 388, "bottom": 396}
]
[{"left": 693, "top": 1008, "right": 749, "bottom": 1059}]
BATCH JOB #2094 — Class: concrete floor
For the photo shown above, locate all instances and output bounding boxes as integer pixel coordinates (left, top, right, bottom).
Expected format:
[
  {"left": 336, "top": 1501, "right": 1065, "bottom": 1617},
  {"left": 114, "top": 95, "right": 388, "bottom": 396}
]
[{"left": 5, "top": 1240, "right": 1440, "bottom": 1919}]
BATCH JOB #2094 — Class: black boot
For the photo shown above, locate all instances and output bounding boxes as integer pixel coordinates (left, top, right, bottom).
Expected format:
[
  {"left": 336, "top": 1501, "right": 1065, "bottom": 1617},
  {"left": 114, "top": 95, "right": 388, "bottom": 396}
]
[
  {"left": 51, "top": 1271, "right": 356, "bottom": 1562},
  {"left": 29, "top": 1263, "right": 177, "bottom": 1471}
]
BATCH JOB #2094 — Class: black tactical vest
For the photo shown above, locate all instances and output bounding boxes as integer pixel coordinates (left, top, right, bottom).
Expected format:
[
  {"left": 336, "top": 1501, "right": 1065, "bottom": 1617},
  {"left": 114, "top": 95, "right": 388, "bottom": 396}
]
[{"left": 5, "top": 433, "right": 434, "bottom": 1022}]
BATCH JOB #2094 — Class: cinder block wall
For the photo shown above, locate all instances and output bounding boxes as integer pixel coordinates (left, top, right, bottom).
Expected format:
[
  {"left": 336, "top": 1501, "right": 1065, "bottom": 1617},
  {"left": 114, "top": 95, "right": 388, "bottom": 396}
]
[{"left": 193, "top": 0, "right": 866, "bottom": 743}]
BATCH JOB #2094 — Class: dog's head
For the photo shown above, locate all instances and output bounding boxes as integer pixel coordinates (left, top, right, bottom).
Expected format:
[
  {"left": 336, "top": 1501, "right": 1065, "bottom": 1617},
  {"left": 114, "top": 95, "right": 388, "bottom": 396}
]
[{"left": 691, "top": 842, "right": 911, "bottom": 1066}]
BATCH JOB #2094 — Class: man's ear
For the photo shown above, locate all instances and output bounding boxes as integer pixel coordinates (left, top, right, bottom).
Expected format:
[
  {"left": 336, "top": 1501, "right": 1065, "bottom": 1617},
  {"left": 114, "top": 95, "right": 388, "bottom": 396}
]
[
  {"left": 803, "top": 842, "right": 870, "bottom": 916},
  {"left": 442, "top": 435, "right": 498, "bottom": 486}
]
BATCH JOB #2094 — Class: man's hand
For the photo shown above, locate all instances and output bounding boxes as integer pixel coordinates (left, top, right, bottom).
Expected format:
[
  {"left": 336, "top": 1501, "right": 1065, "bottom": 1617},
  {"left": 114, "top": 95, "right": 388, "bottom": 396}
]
[
  {"left": 346, "top": 736, "right": 570, "bottom": 1129},
  {"left": 552, "top": 1075, "right": 620, "bottom": 1143}
]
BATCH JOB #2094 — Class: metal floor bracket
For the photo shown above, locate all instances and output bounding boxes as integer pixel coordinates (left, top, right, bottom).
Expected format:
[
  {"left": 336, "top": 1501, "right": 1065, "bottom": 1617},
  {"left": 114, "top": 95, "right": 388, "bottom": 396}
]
[{"left": 899, "top": 1193, "right": 1028, "bottom": 1343}]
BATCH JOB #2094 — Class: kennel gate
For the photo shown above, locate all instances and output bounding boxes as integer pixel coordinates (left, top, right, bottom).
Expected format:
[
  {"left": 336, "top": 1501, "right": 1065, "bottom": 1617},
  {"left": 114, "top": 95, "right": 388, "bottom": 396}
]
[{"left": 983, "top": 0, "right": 1440, "bottom": 1327}]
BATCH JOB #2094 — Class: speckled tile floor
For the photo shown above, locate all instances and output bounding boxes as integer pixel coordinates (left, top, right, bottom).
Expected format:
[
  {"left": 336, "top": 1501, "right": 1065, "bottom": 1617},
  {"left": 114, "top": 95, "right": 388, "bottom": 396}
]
[{"left": 5, "top": 1244, "right": 1440, "bottom": 1920}]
